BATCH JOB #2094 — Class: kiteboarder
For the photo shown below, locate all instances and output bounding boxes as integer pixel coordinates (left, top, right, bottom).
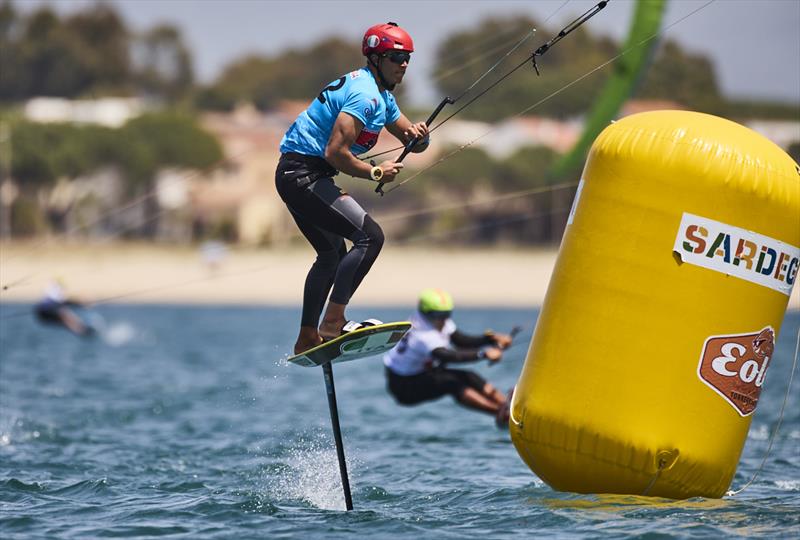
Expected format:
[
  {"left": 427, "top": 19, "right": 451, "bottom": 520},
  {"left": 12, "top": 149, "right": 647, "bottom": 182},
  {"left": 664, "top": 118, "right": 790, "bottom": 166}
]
[
  {"left": 383, "top": 288, "right": 514, "bottom": 426},
  {"left": 33, "top": 280, "right": 95, "bottom": 338},
  {"left": 275, "top": 22, "right": 430, "bottom": 354}
]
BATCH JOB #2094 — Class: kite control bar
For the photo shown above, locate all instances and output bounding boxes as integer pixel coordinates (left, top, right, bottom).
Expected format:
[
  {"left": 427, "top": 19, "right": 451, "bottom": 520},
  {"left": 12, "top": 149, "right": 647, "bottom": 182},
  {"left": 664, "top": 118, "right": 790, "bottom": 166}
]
[{"left": 375, "top": 96, "right": 453, "bottom": 195}]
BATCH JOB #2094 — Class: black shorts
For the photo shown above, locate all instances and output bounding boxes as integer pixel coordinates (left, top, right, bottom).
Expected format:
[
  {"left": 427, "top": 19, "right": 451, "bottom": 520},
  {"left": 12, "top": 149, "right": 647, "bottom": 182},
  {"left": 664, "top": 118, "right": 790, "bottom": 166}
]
[
  {"left": 386, "top": 367, "right": 488, "bottom": 406},
  {"left": 34, "top": 301, "right": 63, "bottom": 324}
]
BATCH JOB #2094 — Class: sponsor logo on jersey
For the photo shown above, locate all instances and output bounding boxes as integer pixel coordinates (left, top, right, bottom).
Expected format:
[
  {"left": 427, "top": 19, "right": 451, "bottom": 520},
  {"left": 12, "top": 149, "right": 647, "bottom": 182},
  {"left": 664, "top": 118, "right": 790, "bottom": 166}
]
[
  {"left": 697, "top": 327, "right": 774, "bottom": 416},
  {"left": 355, "top": 129, "right": 379, "bottom": 150},
  {"left": 364, "top": 98, "right": 379, "bottom": 118},
  {"left": 674, "top": 212, "right": 799, "bottom": 295}
]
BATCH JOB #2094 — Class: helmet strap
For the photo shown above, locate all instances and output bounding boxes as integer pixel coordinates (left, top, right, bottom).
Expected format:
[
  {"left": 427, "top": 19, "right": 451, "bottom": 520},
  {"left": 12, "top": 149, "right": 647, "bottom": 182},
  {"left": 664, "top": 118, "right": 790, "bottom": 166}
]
[{"left": 369, "top": 55, "right": 395, "bottom": 91}]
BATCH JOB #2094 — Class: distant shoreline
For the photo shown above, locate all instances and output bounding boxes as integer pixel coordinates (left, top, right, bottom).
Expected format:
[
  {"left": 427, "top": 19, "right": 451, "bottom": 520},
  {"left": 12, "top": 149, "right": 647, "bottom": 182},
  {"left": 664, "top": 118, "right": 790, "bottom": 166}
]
[
  {"left": 1, "top": 241, "right": 797, "bottom": 311},
  {"left": 0, "top": 242, "right": 559, "bottom": 307}
]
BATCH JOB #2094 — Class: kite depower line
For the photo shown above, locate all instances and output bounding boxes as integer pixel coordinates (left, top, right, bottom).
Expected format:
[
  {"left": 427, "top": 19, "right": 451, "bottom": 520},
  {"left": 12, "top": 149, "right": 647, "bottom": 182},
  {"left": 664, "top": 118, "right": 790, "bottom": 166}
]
[{"left": 371, "top": 0, "right": 610, "bottom": 195}]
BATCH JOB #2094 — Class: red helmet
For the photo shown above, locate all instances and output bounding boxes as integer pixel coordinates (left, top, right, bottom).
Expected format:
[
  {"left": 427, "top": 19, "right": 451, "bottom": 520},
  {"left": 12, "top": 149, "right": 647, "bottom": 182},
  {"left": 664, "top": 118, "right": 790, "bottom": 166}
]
[{"left": 362, "top": 22, "right": 414, "bottom": 56}]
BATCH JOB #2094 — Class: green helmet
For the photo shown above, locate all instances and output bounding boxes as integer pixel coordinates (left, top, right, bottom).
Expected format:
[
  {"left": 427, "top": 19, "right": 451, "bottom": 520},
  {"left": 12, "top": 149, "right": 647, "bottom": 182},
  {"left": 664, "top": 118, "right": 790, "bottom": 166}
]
[{"left": 418, "top": 288, "right": 454, "bottom": 318}]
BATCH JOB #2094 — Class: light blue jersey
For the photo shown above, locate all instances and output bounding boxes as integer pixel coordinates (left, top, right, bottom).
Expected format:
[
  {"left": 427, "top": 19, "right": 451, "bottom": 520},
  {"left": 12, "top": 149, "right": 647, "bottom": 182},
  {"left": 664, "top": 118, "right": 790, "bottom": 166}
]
[{"left": 280, "top": 67, "right": 401, "bottom": 159}]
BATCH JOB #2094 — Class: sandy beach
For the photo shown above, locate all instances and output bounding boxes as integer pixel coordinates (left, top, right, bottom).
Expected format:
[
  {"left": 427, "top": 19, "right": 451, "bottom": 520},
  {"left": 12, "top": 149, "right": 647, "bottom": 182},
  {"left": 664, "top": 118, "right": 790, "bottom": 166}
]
[
  {"left": 2, "top": 241, "right": 798, "bottom": 311},
  {"left": 0, "top": 242, "right": 559, "bottom": 307}
]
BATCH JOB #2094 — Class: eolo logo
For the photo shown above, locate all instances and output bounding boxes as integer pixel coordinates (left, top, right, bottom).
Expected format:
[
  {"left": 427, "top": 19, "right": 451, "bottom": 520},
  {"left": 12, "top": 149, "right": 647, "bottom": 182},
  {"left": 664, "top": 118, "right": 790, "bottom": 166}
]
[{"left": 697, "top": 327, "right": 775, "bottom": 416}]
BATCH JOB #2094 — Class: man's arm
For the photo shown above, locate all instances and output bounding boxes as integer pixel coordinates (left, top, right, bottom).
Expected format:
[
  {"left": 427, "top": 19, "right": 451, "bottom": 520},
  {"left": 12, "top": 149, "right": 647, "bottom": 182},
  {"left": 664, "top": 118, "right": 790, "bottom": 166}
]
[
  {"left": 385, "top": 113, "right": 429, "bottom": 153},
  {"left": 450, "top": 329, "right": 496, "bottom": 348},
  {"left": 325, "top": 112, "right": 403, "bottom": 181},
  {"left": 451, "top": 329, "right": 514, "bottom": 350},
  {"left": 430, "top": 347, "right": 482, "bottom": 364},
  {"left": 431, "top": 346, "right": 503, "bottom": 365}
]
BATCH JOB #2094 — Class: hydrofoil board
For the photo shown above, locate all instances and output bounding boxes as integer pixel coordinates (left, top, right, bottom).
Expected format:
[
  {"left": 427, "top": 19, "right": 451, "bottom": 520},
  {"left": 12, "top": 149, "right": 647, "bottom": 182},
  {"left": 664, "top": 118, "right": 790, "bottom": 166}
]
[{"left": 288, "top": 321, "right": 410, "bottom": 367}]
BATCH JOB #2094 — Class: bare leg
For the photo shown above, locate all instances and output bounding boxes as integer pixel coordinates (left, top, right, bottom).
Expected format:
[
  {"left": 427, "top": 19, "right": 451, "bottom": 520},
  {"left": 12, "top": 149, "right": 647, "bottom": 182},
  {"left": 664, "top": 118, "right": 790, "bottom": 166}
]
[
  {"left": 493, "top": 386, "right": 514, "bottom": 428},
  {"left": 294, "top": 326, "right": 323, "bottom": 354},
  {"left": 456, "top": 387, "right": 502, "bottom": 415},
  {"left": 58, "top": 308, "right": 89, "bottom": 337},
  {"left": 318, "top": 301, "right": 347, "bottom": 341},
  {"left": 482, "top": 383, "right": 507, "bottom": 408}
]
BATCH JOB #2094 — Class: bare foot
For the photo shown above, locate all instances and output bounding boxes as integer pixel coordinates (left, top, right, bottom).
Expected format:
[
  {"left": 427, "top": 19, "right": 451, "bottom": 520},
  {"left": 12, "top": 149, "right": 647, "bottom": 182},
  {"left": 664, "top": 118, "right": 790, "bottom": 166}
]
[
  {"left": 294, "top": 337, "right": 322, "bottom": 355},
  {"left": 319, "top": 301, "right": 347, "bottom": 341},
  {"left": 294, "top": 326, "right": 323, "bottom": 354},
  {"left": 318, "top": 318, "right": 346, "bottom": 342}
]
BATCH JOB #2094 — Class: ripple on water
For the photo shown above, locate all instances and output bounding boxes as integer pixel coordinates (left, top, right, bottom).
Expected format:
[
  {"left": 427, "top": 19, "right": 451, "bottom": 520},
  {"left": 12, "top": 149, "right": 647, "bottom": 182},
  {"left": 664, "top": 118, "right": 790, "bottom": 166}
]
[
  {"left": 1, "top": 305, "right": 797, "bottom": 539},
  {"left": 2, "top": 478, "right": 46, "bottom": 492},
  {"left": 775, "top": 479, "right": 800, "bottom": 491},
  {"left": 154, "top": 480, "right": 208, "bottom": 493},
  {"left": 48, "top": 478, "right": 110, "bottom": 497}
]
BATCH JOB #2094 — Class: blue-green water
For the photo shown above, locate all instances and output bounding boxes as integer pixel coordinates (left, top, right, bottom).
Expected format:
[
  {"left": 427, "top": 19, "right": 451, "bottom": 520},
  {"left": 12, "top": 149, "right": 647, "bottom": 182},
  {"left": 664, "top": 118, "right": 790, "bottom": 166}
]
[{"left": 1, "top": 304, "right": 798, "bottom": 539}]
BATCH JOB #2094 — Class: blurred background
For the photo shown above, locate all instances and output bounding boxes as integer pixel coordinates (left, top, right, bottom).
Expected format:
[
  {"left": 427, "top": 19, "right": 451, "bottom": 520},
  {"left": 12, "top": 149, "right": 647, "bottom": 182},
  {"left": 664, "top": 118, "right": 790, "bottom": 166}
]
[
  {"left": 1, "top": 3, "right": 799, "bottom": 534},
  {"left": 0, "top": 0, "right": 797, "bottom": 248}
]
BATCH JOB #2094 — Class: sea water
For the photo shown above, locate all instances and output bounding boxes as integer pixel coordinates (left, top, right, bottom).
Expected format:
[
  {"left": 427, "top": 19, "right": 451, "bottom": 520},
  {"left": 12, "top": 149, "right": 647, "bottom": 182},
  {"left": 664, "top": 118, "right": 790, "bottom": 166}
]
[{"left": 1, "top": 304, "right": 798, "bottom": 539}]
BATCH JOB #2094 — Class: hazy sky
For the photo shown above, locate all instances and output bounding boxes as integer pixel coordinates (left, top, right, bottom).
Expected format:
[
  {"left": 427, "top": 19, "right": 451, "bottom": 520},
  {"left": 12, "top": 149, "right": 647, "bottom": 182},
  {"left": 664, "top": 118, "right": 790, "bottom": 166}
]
[{"left": 20, "top": 0, "right": 800, "bottom": 106}]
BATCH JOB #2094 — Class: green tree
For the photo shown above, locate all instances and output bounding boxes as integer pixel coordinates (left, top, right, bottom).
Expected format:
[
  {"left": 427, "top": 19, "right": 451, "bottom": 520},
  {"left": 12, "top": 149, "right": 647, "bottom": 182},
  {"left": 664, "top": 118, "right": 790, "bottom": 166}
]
[
  {"left": 9, "top": 115, "right": 223, "bottom": 237},
  {"left": 63, "top": 4, "right": 130, "bottom": 95},
  {"left": 195, "top": 55, "right": 273, "bottom": 111},
  {"left": 118, "top": 112, "right": 222, "bottom": 237},
  {"left": 20, "top": 7, "right": 93, "bottom": 98},
  {"left": 497, "top": 146, "right": 558, "bottom": 190},
  {"left": 0, "top": 1, "right": 193, "bottom": 103},
  {"left": 132, "top": 24, "right": 194, "bottom": 102},
  {"left": 788, "top": 142, "right": 800, "bottom": 165},
  {"left": 10, "top": 115, "right": 222, "bottom": 217},
  {"left": 423, "top": 146, "right": 496, "bottom": 193},
  {"left": 480, "top": 146, "right": 561, "bottom": 244},
  {"left": 713, "top": 99, "right": 800, "bottom": 121},
  {"left": 123, "top": 113, "right": 221, "bottom": 167},
  {"left": 197, "top": 37, "right": 392, "bottom": 111},
  {"left": 432, "top": 16, "right": 616, "bottom": 120},
  {"left": 11, "top": 122, "right": 89, "bottom": 189},
  {"left": 0, "top": 1, "right": 28, "bottom": 100},
  {"left": 1, "top": 4, "right": 131, "bottom": 99},
  {"left": 636, "top": 40, "right": 722, "bottom": 111}
]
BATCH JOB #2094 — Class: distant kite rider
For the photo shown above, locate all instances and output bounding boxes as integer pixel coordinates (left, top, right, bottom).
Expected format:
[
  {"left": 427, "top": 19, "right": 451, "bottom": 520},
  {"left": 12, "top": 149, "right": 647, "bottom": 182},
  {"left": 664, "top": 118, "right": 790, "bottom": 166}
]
[
  {"left": 33, "top": 280, "right": 95, "bottom": 338},
  {"left": 275, "top": 22, "right": 430, "bottom": 354},
  {"left": 383, "top": 289, "right": 515, "bottom": 427}
]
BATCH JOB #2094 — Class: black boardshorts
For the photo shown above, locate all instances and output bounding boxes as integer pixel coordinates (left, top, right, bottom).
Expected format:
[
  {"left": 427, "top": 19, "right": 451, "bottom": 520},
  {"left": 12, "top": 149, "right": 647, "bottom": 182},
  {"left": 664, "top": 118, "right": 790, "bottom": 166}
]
[{"left": 385, "top": 367, "right": 488, "bottom": 406}]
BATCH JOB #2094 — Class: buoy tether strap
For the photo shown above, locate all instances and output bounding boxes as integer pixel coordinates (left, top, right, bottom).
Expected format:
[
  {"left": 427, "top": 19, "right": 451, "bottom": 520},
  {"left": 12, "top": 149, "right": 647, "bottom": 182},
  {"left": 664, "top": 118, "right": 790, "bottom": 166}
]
[
  {"left": 726, "top": 326, "right": 799, "bottom": 497},
  {"left": 642, "top": 449, "right": 679, "bottom": 496}
]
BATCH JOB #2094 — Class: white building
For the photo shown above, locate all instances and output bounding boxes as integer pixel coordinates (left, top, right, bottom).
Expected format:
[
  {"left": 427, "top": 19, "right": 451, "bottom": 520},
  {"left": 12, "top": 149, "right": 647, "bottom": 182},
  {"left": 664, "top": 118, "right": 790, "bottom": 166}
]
[{"left": 24, "top": 97, "right": 146, "bottom": 128}]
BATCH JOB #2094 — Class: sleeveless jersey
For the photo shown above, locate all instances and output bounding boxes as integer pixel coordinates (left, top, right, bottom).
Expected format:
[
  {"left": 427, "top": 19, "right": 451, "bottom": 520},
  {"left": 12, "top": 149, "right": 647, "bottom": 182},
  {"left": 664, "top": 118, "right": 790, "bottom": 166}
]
[
  {"left": 384, "top": 311, "right": 457, "bottom": 376},
  {"left": 279, "top": 67, "right": 401, "bottom": 159}
]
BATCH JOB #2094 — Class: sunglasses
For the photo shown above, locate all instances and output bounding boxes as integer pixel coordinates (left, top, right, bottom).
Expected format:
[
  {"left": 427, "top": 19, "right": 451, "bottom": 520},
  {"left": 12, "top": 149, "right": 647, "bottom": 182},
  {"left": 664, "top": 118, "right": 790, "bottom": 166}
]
[
  {"left": 384, "top": 51, "right": 411, "bottom": 65},
  {"left": 424, "top": 310, "right": 451, "bottom": 320}
]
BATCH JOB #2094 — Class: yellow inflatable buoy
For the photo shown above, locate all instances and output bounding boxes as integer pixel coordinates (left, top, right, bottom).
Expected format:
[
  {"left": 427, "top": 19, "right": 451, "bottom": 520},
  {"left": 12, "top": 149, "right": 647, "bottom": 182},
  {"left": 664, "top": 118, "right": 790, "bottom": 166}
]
[{"left": 510, "top": 110, "right": 800, "bottom": 499}]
